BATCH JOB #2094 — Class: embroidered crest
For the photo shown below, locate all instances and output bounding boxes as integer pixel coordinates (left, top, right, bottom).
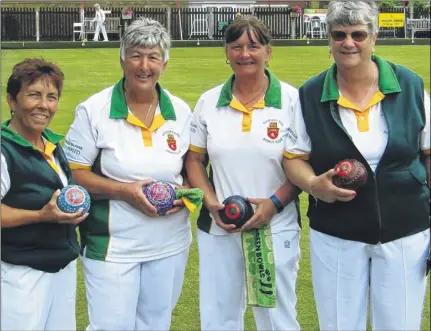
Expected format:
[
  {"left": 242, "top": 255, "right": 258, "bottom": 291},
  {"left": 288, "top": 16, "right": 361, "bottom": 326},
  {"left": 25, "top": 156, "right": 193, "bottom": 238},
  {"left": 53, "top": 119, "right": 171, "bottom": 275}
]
[
  {"left": 267, "top": 122, "right": 279, "bottom": 140},
  {"left": 167, "top": 133, "right": 177, "bottom": 151}
]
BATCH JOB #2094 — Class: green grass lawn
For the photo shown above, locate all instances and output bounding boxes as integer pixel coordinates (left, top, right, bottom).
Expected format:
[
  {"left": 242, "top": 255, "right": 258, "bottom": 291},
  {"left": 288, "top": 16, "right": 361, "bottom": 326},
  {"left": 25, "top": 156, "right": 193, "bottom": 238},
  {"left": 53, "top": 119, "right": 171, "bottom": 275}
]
[{"left": 1, "top": 45, "right": 430, "bottom": 331}]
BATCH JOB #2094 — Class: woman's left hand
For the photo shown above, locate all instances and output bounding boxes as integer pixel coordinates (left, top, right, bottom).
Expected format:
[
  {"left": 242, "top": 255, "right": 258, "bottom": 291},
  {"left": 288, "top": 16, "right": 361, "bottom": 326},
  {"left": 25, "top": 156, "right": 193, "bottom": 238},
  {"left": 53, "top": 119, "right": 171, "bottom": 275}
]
[
  {"left": 240, "top": 197, "right": 277, "bottom": 231},
  {"left": 165, "top": 185, "right": 189, "bottom": 216}
]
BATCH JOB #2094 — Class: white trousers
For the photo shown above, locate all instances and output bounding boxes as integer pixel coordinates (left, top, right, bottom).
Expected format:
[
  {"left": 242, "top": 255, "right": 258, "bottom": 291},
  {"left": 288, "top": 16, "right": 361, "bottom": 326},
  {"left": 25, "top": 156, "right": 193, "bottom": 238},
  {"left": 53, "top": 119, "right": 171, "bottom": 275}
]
[
  {"left": 198, "top": 229, "right": 301, "bottom": 331},
  {"left": 1, "top": 260, "right": 77, "bottom": 331},
  {"left": 93, "top": 22, "right": 108, "bottom": 41},
  {"left": 310, "top": 228, "right": 430, "bottom": 331},
  {"left": 82, "top": 248, "right": 189, "bottom": 331}
]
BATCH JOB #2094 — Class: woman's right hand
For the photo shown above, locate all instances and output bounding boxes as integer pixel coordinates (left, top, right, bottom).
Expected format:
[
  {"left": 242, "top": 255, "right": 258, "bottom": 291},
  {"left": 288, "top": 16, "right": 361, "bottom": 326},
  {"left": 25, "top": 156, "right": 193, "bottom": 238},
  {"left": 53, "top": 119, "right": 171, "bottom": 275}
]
[
  {"left": 121, "top": 179, "right": 159, "bottom": 217},
  {"left": 207, "top": 201, "right": 239, "bottom": 233},
  {"left": 310, "top": 169, "right": 357, "bottom": 203},
  {"left": 40, "top": 190, "right": 89, "bottom": 224}
]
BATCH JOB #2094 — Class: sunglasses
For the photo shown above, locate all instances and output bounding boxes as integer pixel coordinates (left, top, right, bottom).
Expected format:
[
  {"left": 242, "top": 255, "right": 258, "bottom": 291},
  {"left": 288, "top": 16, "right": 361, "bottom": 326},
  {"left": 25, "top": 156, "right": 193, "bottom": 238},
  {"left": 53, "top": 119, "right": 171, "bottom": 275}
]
[{"left": 330, "top": 30, "right": 369, "bottom": 42}]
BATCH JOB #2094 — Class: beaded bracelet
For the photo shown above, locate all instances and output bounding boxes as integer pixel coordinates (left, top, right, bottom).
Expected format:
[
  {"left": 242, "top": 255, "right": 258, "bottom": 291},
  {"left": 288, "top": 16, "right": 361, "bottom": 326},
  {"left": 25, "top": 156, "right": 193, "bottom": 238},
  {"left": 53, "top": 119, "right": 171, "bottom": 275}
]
[{"left": 308, "top": 176, "right": 318, "bottom": 206}]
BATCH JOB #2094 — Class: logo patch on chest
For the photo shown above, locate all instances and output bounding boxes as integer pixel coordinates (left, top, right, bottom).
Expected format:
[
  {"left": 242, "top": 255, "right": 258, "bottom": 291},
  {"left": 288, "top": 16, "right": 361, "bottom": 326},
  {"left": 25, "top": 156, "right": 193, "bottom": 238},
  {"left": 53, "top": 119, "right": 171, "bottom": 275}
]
[
  {"left": 162, "top": 130, "right": 180, "bottom": 154},
  {"left": 167, "top": 134, "right": 177, "bottom": 151},
  {"left": 263, "top": 119, "right": 284, "bottom": 144},
  {"left": 267, "top": 122, "right": 279, "bottom": 140}
]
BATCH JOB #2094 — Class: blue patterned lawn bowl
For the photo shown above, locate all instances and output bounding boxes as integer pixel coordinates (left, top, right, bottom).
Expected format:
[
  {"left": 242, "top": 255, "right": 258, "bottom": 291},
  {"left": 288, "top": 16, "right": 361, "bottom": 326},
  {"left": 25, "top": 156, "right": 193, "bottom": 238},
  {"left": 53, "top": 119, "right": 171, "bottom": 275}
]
[
  {"left": 143, "top": 181, "right": 176, "bottom": 215},
  {"left": 57, "top": 185, "right": 91, "bottom": 214}
]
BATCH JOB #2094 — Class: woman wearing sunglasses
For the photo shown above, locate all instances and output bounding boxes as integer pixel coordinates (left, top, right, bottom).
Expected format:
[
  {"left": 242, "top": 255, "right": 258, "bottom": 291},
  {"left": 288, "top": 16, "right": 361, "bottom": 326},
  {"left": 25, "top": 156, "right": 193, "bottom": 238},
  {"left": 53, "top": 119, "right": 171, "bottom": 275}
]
[{"left": 283, "top": 0, "right": 430, "bottom": 330}]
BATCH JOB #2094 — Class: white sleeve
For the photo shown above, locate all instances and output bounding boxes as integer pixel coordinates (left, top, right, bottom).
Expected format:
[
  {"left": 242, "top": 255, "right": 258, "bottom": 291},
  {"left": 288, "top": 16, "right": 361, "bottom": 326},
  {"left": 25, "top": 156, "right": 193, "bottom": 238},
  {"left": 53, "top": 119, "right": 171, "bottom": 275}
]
[
  {"left": 284, "top": 94, "right": 312, "bottom": 159},
  {"left": 420, "top": 89, "right": 430, "bottom": 152},
  {"left": 189, "top": 95, "right": 208, "bottom": 152},
  {"left": 64, "top": 103, "right": 99, "bottom": 168},
  {"left": 180, "top": 111, "right": 192, "bottom": 157},
  {"left": 1, "top": 153, "right": 11, "bottom": 199}
]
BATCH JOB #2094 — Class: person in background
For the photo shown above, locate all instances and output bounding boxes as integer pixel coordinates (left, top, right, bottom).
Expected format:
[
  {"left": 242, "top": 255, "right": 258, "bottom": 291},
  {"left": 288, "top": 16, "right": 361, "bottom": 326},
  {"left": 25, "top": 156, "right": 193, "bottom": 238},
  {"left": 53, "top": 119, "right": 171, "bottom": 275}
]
[
  {"left": 283, "top": 1, "right": 430, "bottom": 330},
  {"left": 1, "top": 58, "right": 87, "bottom": 330},
  {"left": 91, "top": 3, "right": 108, "bottom": 42},
  {"left": 186, "top": 16, "right": 301, "bottom": 331},
  {"left": 64, "top": 18, "right": 193, "bottom": 330}
]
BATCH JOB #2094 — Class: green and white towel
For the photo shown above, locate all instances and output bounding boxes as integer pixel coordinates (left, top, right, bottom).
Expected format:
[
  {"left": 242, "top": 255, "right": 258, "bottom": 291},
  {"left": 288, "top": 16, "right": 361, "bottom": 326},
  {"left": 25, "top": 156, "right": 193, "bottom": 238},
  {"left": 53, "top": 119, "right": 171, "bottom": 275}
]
[{"left": 242, "top": 224, "right": 276, "bottom": 308}]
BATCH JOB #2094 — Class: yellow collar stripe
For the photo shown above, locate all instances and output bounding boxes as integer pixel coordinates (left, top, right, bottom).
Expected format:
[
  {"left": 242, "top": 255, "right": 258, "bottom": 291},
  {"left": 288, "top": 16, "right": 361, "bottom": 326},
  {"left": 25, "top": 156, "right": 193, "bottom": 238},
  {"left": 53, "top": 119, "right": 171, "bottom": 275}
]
[
  {"left": 337, "top": 91, "right": 385, "bottom": 112},
  {"left": 37, "top": 141, "right": 59, "bottom": 174},
  {"left": 229, "top": 98, "right": 266, "bottom": 132},
  {"left": 126, "top": 113, "right": 166, "bottom": 147},
  {"left": 337, "top": 91, "right": 385, "bottom": 132},
  {"left": 38, "top": 139, "right": 60, "bottom": 175}
]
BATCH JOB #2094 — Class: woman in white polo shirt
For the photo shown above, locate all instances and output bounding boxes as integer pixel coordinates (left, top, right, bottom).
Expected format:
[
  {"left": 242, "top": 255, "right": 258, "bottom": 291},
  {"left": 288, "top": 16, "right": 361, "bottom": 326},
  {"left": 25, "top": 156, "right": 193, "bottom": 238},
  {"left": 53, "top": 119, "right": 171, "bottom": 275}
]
[
  {"left": 186, "top": 16, "right": 301, "bottom": 331},
  {"left": 64, "top": 18, "right": 192, "bottom": 330}
]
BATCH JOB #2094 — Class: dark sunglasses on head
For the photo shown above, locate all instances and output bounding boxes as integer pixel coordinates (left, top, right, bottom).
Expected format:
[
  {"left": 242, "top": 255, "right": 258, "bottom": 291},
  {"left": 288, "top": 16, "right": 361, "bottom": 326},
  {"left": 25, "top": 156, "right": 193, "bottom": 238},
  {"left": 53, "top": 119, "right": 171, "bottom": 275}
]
[{"left": 330, "top": 30, "right": 369, "bottom": 42}]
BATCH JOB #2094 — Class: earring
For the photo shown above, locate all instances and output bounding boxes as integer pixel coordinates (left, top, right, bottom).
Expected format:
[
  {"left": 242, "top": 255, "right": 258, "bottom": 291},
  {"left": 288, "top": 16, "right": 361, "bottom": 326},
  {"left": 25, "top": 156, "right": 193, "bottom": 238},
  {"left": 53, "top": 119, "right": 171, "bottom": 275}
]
[
  {"left": 328, "top": 49, "right": 332, "bottom": 59},
  {"left": 265, "top": 62, "right": 269, "bottom": 68},
  {"left": 225, "top": 59, "right": 230, "bottom": 64},
  {"left": 11, "top": 110, "right": 15, "bottom": 117}
]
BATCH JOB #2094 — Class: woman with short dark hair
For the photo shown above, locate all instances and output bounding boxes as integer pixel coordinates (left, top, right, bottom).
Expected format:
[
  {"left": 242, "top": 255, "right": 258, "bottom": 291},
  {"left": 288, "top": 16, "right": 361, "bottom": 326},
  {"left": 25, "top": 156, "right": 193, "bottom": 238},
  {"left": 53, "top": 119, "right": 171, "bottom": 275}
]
[
  {"left": 186, "top": 16, "right": 301, "bottom": 330},
  {"left": 1, "top": 58, "right": 87, "bottom": 330}
]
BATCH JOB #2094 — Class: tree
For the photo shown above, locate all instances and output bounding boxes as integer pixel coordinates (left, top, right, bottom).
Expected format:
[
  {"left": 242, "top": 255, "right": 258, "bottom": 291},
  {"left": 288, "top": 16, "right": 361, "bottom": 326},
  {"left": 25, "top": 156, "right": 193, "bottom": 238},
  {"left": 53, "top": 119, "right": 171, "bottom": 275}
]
[{"left": 378, "top": 1, "right": 402, "bottom": 9}]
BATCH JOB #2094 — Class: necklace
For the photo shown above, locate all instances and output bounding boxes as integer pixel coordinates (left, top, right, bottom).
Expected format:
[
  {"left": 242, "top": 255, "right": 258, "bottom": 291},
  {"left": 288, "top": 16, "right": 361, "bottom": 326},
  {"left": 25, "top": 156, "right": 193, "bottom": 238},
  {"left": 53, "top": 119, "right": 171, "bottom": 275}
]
[
  {"left": 126, "top": 90, "right": 156, "bottom": 125},
  {"left": 337, "top": 66, "right": 378, "bottom": 111},
  {"left": 233, "top": 78, "right": 268, "bottom": 107}
]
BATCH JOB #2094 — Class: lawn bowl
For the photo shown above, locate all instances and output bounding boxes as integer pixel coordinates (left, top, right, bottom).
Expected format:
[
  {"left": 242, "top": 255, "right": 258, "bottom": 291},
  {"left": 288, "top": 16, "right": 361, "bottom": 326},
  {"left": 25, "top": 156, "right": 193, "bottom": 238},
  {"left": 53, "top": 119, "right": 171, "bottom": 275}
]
[
  {"left": 57, "top": 185, "right": 91, "bottom": 214},
  {"left": 219, "top": 195, "right": 254, "bottom": 229},
  {"left": 332, "top": 159, "right": 368, "bottom": 191},
  {"left": 143, "top": 181, "right": 176, "bottom": 215}
]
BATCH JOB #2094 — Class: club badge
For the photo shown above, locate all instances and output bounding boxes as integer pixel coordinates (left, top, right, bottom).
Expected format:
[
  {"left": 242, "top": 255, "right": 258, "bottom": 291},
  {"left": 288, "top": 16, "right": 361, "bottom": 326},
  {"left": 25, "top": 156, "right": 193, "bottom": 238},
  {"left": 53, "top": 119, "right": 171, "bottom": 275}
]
[{"left": 267, "top": 122, "right": 279, "bottom": 140}]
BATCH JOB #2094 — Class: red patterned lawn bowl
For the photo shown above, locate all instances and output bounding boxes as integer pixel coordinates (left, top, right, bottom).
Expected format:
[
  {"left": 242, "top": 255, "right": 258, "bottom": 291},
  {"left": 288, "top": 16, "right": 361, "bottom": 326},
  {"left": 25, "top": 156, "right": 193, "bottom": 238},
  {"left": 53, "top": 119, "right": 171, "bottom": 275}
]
[
  {"left": 219, "top": 195, "right": 254, "bottom": 229},
  {"left": 143, "top": 181, "right": 176, "bottom": 215},
  {"left": 332, "top": 159, "right": 368, "bottom": 191}
]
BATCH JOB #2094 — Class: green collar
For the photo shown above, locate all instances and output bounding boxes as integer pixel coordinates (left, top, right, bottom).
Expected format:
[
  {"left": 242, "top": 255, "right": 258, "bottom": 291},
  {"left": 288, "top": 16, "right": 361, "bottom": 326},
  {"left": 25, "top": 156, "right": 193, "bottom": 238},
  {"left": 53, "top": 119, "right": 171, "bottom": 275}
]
[
  {"left": 216, "top": 69, "right": 282, "bottom": 109},
  {"left": 110, "top": 78, "right": 176, "bottom": 120},
  {"left": 1, "top": 120, "right": 64, "bottom": 148},
  {"left": 320, "top": 55, "right": 402, "bottom": 103}
]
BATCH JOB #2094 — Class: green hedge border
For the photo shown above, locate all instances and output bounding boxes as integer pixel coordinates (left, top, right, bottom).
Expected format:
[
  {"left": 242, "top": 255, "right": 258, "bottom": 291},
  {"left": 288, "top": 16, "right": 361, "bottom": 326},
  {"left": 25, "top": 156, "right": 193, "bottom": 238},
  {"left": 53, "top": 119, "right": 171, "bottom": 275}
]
[{"left": 2, "top": 38, "right": 430, "bottom": 49}]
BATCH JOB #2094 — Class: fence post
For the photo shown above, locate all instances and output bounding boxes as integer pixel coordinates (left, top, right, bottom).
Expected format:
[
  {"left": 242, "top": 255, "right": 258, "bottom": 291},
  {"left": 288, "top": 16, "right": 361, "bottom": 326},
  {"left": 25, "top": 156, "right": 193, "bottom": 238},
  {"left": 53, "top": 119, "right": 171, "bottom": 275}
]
[
  {"left": 404, "top": 7, "right": 407, "bottom": 39},
  {"left": 167, "top": 7, "right": 171, "bottom": 35},
  {"left": 36, "top": 7, "right": 40, "bottom": 42},
  {"left": 290, "top": 16, "right": 296, "bottom": 39}
]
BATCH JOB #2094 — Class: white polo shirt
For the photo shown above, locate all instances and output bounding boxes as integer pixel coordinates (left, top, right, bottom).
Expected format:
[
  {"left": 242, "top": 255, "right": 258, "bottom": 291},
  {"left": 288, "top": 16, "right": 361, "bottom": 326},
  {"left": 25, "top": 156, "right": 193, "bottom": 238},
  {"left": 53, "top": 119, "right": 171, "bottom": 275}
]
[
  {"left": 189, "top": 70, "right": 301, "bottom": 236},
  {"left": 284, "top": 89, "right": 431, "bottom": 170},
  {"left": 64, "top": 79, "right": 192, "bottom": 263}
]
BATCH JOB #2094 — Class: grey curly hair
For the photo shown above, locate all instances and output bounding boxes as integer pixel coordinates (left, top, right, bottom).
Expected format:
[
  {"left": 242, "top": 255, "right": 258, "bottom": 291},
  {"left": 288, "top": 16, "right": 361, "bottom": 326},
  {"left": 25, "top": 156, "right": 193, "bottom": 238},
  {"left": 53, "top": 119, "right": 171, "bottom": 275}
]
[
  {"left": 120, "top": 17, "right": 171, "bottom": 63},
  {"left": 326, "top": 0, "right": 379, "bottom": 36}
]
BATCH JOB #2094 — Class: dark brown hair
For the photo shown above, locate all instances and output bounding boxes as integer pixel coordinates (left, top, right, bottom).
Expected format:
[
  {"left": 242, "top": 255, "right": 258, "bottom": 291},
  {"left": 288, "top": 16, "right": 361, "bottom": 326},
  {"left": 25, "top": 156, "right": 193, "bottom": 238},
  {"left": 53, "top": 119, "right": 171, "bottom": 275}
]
[
  {"left": 224, "top": 16, "right": 272, "bottom": 46},
  {"left": 7, "top": 58, "right": 65, "bottom": 101}
]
